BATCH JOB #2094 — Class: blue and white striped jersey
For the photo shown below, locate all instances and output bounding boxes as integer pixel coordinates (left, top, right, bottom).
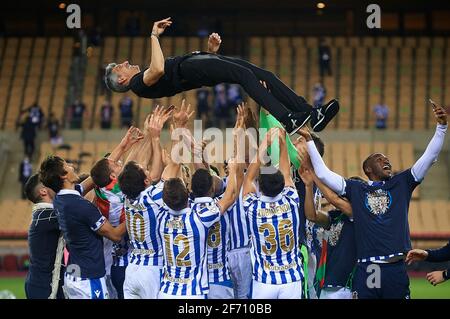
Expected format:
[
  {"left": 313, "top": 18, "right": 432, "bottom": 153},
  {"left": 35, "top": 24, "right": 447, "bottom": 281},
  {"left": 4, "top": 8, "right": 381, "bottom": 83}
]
[
  {"left": 124, "top": 181, "right": 165, "bottom": 266},
  {"left": 159, "top": 197, "right": 220, "bottom": 296},
  {"left": 112, "top": 233, "right": 130, "bottom": 267},
  {"left": 225, "top": 178, "right": 251, "bottom": 250},
  {"left": 201, "top": 197, "right": 231, "bottom": 283},
  {"left": 243, "top": 186, "right": 303, "bottom": 285}
]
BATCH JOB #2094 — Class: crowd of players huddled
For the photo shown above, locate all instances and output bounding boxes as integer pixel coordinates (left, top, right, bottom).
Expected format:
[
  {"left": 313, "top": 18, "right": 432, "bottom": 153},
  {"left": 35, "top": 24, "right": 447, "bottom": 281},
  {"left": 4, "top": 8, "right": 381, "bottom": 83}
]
[{"left": 24, "top": 99, "right": 448, "bottom": 299}]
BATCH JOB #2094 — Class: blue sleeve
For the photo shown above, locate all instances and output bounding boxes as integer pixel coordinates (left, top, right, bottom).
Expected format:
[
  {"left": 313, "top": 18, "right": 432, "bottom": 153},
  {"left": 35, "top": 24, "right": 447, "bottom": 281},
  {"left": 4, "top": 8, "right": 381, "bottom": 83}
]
[
  {"left": 79, "top": 201, "right": 106, "bottom": 232},
  {"left": 344, "top": 179, "right": 356, "bottom": 200},
  {"left": 426, "top": 240, "right": 450, "bottom": 263}
]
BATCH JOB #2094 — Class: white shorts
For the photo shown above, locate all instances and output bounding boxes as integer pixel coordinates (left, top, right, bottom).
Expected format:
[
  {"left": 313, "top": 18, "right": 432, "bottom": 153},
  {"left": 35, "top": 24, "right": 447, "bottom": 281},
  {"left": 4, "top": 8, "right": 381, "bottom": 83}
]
[
  {"left": 105, "top": 274, "right": 118, "bottom": 299},
  {"left": 103, "top": 238, "right": 113, "bottom": 276},
  {"left": 307, "top": 251, "right": 318, "bottom": 299},
  {"left": 63, "top": 274, "right": 109, "bottom": 299},
  {"left": 228, "top": 246, "right": 252, "bottom": 299},
  {"left": 158, "top": 291, "right": 206, "bottom": 299},
  {"left": 250, "top": 280, "right": 303, "bottom": 299},
  {"left": 207, "top": 282, "right": 234, "bottom": 299},
  {"left": 123, "top": 263, "right": 163, "bottom": 299},
  {"left": 319, "top": 287, "right": 353, "bottom": 299}
]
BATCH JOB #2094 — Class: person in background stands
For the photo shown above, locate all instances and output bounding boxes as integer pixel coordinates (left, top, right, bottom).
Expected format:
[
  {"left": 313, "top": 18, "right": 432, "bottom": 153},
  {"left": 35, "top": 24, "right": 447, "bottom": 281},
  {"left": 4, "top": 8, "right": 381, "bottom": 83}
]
[
  {"left": 318, "top": 38, "right": 332, "bottom": 78},
  {"left": 19, "top": 156, "right": 33, "bottom": 199},
  {"left": 100, "top": 100, "right": 114, "bottom": 129},
  {"left": 47, "top": 112, "right": 63, "bottom": 148},
  {"left": 373, "top": 102, "right": 389, "bottom": 130},
  {"left": 119, "top": 95, "right": 133, "bottom": 128}
]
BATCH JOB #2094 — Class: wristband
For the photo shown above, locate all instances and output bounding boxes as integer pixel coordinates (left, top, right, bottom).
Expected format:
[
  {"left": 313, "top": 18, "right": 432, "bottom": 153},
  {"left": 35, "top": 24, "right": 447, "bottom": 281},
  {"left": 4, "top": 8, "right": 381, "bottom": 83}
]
[{"left": 444, "top": 270, "right": 449, "bottom": 281}]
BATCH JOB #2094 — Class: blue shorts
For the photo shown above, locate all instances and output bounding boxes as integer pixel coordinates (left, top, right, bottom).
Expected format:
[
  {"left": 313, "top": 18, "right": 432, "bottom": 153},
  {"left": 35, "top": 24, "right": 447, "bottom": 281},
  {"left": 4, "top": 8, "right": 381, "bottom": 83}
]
[{"left": 353, "top": 261, "right": 410, "bottom": 299}]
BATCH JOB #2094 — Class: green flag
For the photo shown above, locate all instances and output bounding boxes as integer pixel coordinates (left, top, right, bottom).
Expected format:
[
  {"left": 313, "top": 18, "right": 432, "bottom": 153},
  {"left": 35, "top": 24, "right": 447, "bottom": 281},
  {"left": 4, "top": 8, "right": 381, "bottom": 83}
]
[{"left": 259, "top": 109, "right": 301, "bottom": 169}]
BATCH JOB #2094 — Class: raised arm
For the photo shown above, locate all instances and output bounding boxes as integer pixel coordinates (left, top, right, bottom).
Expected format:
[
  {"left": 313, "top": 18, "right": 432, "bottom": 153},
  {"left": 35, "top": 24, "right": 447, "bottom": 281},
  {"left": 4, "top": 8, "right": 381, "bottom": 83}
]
[
  {"left": 143, "top": 18, "right": 172, "bottom": 86},
  {"left": 411, "top": 104, "right": 447, "bottom": 182},
  {"left": 109, "top": 126, "right": 144, "bottom": 163},
  {"left": 207, "top": 33, "right": 222, "bottom": 54},
  {"left": 148, "top": 105, "right": 173, "bottom": 182},
  {"left": 298, "top": 128, "right": 346, "bottom": 195},
  {"left": 298, "top": 165, "right": 331, "bottom": 228},
  {"left": 80, "top": 126, "right": 144, "bottom": 195},
  {"left": 217, "top": 158, "right": 238, "bottom": 214},
  {"left": 242, "top": 128, "right": 275, "bottom": 198},
  {"left": 278, "top": 128, "right": 294, "bottom": 188},
  {"left": 161, "top": 100, "right": 193, "bottom": 180}
]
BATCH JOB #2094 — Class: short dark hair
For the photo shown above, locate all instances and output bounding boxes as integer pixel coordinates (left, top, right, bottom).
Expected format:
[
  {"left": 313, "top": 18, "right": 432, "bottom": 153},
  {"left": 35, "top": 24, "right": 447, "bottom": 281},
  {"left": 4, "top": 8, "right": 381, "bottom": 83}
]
[
  {"left": 209, "top": 165, "right": 220, "bottom": 177},
  {"left": 118, "top": 161, "right": 146, "bottom": 199},
  {"left": 258, "top": 169, "right": 285, "bottom": 197},
  {"left": 24, "top": 174, "right": 42, "bottom": 203},
  {"left": 191, "top": 168, "right": 213, "bottom": 198},
  {"left": 39, "top": 156, "right": 67, "bottom": 193},
  {"left": 163, "top": 178, "right": 189, "bottom": 211},
  {"left": 362, "top": 153, "right": 377, "bottom": 175},
  {"left": 311, "top": 133, "right": 325, "bottom": 157},
  {"left": 90, "top": 158, "right": 112, "bottom": 188}
]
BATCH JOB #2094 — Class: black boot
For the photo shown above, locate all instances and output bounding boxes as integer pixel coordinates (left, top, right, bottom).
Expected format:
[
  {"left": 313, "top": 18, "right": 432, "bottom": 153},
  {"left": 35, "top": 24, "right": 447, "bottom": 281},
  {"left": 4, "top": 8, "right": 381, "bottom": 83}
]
[
  {"left": 281, "top": 110, "right": 312, "bottom": 135},
  {"left": 310, "top": 99, "right": 340, "bottom": 132}
]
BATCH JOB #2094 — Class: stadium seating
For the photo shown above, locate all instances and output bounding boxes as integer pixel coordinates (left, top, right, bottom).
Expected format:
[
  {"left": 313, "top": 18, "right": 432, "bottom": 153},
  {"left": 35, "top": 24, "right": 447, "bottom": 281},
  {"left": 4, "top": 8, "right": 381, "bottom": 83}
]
[{"left": 0, "top": 35, "right": 448, "bottom": 130}]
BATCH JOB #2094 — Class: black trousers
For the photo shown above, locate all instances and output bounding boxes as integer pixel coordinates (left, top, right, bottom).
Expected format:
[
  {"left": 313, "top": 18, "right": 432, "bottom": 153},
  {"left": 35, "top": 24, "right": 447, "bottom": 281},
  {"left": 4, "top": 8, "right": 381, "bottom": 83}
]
[
  {"left": 179, "top": 54, "right": 311, "bottom": 121},
  {"left": 111, "top": 265, "right": 126, "bottom": 299}
]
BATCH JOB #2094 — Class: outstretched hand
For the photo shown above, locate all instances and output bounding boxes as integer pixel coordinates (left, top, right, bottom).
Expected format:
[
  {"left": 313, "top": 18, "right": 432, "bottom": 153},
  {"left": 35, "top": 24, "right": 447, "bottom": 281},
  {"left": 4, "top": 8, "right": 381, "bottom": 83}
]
[
  {"left": 152, "top": 17, "right": 172, "bottom": 36},
  {"left": 405, "top": 249, "right": 428, "bottom": 265},
  {"left": 297, "top": 127, "right": 313, "bottom": 142},
  {"left": 431, "top": 102, "right": 448, "bottom": 126},
  {"left": 121, "top": 126, "right": 144, "bottom": 148},
  {"left": 173, "top": 99, "right": 195, "bottom": 128},
  {"left": 207, "top": 33, "right": 222, "bottom": 53}
]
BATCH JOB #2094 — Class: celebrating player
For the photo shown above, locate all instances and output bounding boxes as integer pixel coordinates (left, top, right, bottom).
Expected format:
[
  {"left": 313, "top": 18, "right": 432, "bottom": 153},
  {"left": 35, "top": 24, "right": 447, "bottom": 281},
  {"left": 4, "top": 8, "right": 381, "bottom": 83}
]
[
  {"left": 300, "top": 104, "right": 448, "bottom": 298},
  {"left": 242, "top": 127, "right": 304, "bottom": 299},
  {"left": 104, "top": 17, "right": 339, "bottom": 134}
]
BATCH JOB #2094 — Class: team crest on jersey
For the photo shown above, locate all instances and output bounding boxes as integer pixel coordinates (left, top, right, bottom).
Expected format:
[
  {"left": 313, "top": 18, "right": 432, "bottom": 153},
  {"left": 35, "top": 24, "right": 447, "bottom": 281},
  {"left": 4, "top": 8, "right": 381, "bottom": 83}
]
[
  {"left": 327, "top": 221, "right": 344, "bottom": 246},
  {"left": 364, "top": 189, "right": 392, "bottom": 216}
]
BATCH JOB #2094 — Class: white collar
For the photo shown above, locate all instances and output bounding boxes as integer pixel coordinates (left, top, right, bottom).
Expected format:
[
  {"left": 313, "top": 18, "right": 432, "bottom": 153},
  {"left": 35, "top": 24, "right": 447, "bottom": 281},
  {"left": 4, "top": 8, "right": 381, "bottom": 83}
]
[
  {"left": 260, "top": 193, "right": 283, "bottom": 203},
  {"left": 32, "top": 202, "right": 54, "bottom": 211},
  {"left": 193, "top": 196, "right": 214, "bottom": 203},
  {"left": 57, "top": 189, "right": 81, "bottom": 196},
  {"left": 168, "top": 207, "right": 190, "bottom": 216}
]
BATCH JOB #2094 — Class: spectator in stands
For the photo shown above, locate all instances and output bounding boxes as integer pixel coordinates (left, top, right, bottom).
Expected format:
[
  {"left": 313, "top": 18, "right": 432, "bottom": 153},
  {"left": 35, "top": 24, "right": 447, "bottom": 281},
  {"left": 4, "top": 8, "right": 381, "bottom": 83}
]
[
  {"left": 373, "top": 102, "right": 389, "bottom": 129},
  {"left": 24, "top": 174, "right": 65, "bottom": 299},
  {"left": 313, "top": 82, "right": 326, "bottom": 108},
  {"left": 19, "top": 156, "right": 33, "bottom": 199},
  {"left": 196, "top": 87, "right": 210, "bottom": 126},
  {"left": 100, "top": 100, "right": 114, "bottom": 129},
  {"left": 227, "top": 84, "right": 243, "bottom": 106},
  {"left": 318, "top": 38, "right": 332, "bottom": 78},
  {"left": 406, "top": 240, "right": 450, "bottom": 286},
  {"left": 20, "top": 116, "right": 37, "bottom": 158},
  {"left": 47, "top": 112, "right": 63, "bottom": 148},
  {"left": 119, "top": 95, "right": 133, "bottom": 128},
  {"left": 90, "top": 26, "right": 103, "bottom": 47},
  {"left": 213, "top": 83, "right": 230, "bottom": 129},
  {"left": 69, "top": 99, "right": 86, "bottom": 129},
  {"left": 98, "top": 66, "right": 111, "bottom": 99},
  {"left": 24, "top": 102, "right": 45, "bottom": 129}
]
